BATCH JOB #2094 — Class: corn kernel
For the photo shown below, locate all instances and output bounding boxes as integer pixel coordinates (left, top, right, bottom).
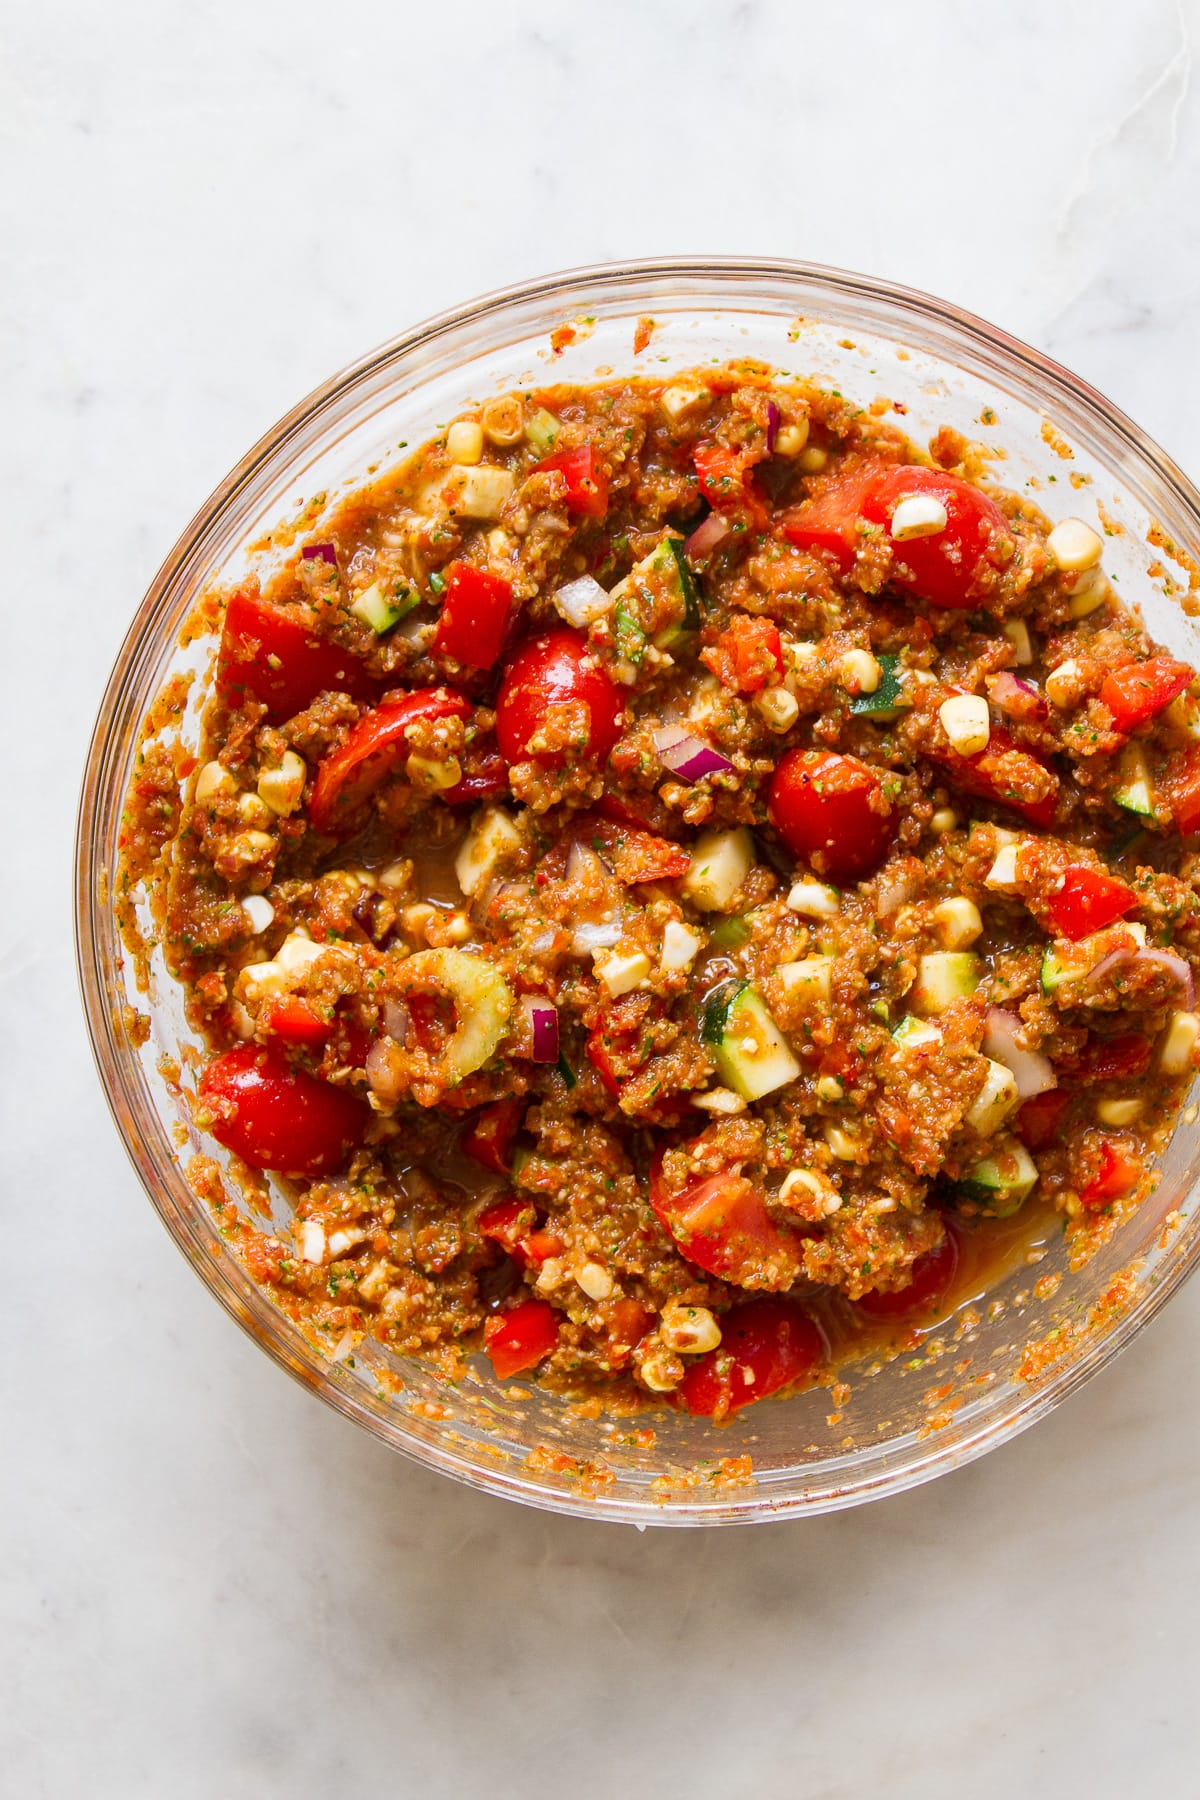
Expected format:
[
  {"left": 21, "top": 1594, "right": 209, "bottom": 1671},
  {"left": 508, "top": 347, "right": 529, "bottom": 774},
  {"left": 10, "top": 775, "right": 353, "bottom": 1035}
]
[
  {"left": 445, "top": 419, "right": 484, "bottom": 465},
  {"left": 257, "top": 749, "right": 307, "bottom": 816},
  {"left": 778, "top": 1168, "right": 842, "bottom": 1215},
  {"left": 576, "top": 1262, "right": 613, "bottom": 1302},
  {"left": 1047, "top": 517, "right": 1104, "bottom": 573},
  {"left": 934, "top": 896, "right": 983, "bottom": 950},
  {"left": 237, "top": 792, "right": 272, "bottom": 828},
  {"left": 755, "top": 685, "right": 800, "bottom": 731},
  {"left": 638, "top": 1351, "right": 684, "bottom": 1393},
  {"left": 817, "top": 1076, "right": 845, "bottom": 1102},
  {"left": 1044, "top": 660, "right": 1082, "bottom": 710},
  {"left": 839, "top": 648, "right": 882, "bottom": 695},
  {"left": 659, "top": 1303, "right": 722, "bottom": 1355},
  {"left": 787, "top": 878, "right": 840, "bottom": 918},
  {"left": 930, "top": 808, "right": 959, "bottom": 835},
  {"left": 798, "top": 445, "right": 828, "bottom": 473},
  {"left": 1096, "top": 1096, "right": 1144, "bottom": 1126},
  {"left": 1160, "top": 1010, "right": 1200, "bottom": 1075},
  {"left": 891, "top": 494, "right": 948, "bottom": 540},
  {"left": 939, "top": 693, "right": 991, "bottom": 756},
  {"left": 773, "top": 419, "right": 810, "bottom": 457},
  {"left": 1003, "top": 619, "right": 1033, "bottom": 666},
  {"left": 825, "top": 1123, "right": 859, "bottom": 1159},
  {"left": 195, "top": 760, "right": 233, "bottom": 802}
]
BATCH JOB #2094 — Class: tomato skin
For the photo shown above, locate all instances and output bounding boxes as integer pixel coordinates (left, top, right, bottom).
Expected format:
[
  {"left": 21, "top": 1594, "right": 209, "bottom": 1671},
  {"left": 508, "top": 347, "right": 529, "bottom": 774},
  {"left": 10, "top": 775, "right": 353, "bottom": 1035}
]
[
  {"left": 308, "top": 687, "right": 472, "bottom": 833},
  {"left": 198, "top": 1046, "right": 368, "bottom": 1176},
  {"left": 495, "top": 631, "right": 623, "bottom": 769},
  {"left": 693, "top": 442, "right": 769, "bottom": 531},
  {"left": 860, "top": 465, "right": 1013, "bottom": 609},
  {"left": 1016, "top": 1087, "right": 1071, "bottom": 1151},
  {"left": 1073, "top": 1033, "right": 1152, "bottom": 1083},
  {"left": 768, "top": 748, "right": 897, "bottom": 884},
  {"left": 463, "top": 1097, "right": 526, "bottom": 1175},
  {"left": 1100, "top": 656, "right": 1193, "bottom": 733},
  {"left": 217, "top": 589, "right": 376, "bottom": 725},
  {"left": 678, "top": 1297, "right": 825, "bottom": 1418},
  {"left": 433, "top": 561, "right": 514, "bottom": 669},
  {"left": 1079, "top": 1140, "right": 1142, "bottom": 1209},
  {"left": 1164, "top": 747, "right": 1200, "bottom": 834},
  {"left": 1040, "top": 866, "right": 1136, "bottom": 940},
  {"left": 440, "top": 736, "right": 509, "bottom": 805},
  {"left": 701, "top": 615, "right": 784, "bottom": 694},
  {"left": 781, "top": 464, "right": 878, "bottom": 570},
  {"left": 484, "top": 1298, "right": 559, "bottom": 1378},
  {"left": 649, "top": 1156, "right": 807, "bottom": 1290},
  {"left": 478, "top": 1195, "right": 536, "bottom": 1261},
  {"left": 572, "top": 813, "right": 691, "bottom": 885},
  {"left": 533, "top": 445, "right": 608, "bottom": 518},
  {"left": 856, "top": 1226, "right": 959, "bottom": 1321},
  {"left": 266, "top": 997, "right": 332, "bottom": 1046},
  {"left": 931, "top": 725, "right": 1059, "bottom": 829}
]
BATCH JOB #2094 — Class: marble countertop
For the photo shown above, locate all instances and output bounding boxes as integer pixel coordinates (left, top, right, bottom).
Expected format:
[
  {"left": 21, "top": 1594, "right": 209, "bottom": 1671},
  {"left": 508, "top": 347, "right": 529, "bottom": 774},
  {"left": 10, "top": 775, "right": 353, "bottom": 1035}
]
[{"left": 5, "top": 1, "right": 1200, "bottom": 1793}]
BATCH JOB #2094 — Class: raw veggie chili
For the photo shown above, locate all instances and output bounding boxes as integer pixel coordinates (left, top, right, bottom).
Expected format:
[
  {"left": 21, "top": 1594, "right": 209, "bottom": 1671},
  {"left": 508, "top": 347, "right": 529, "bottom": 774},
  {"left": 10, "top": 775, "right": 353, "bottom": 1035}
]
[{"left": 120, "top": 365, "right": 1200, "bottom": 1420}]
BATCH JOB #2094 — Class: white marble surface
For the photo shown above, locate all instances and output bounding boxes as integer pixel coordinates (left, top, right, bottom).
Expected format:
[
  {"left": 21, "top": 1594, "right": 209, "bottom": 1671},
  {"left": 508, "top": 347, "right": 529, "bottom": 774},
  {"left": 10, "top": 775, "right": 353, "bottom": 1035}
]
[{"left": 5, "top": 1, "right": 1200, "bottom": 1793}]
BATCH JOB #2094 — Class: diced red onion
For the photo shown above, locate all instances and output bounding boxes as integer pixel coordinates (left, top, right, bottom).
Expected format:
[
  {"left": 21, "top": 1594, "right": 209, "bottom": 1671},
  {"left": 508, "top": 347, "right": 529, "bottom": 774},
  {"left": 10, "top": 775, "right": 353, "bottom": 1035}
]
[
  {"left": 983, "top": 1007, "right": 1057, "bottom": 1098},
  {"left": 384, "top": 999, "right": 412, "bottom": 1045},
  {"left": 554, "top": 574, "right": 614, "bottom": 629},
  {"left": 875, "top": 871, "right": 917, "bottom": 918},
  {"left": 1132, "top": 947, "right": 1195, "bottom": 1007},
  {"left": 988, "top": 671, "right": 1048, "bottom": 722},
  {"left": 766, "top": 401, "right": 781, "bottom": 454},
  {"left": 521, "top": 995, "right": 560, "bottom": 1063},
  {"left": 654, "top": 724, "right": 735, "bottom": 783},
  {"left": 301, "top": 543, "right": 337, "bottom": 566},
  {"left": 567, "top": 840, "right": 609, "bottom": 884},
  {"left": 1087, "top": 946, "right": 1136, "bottom": 988},
  {"left": 571, "top": 919, "right": 623, "bottom": 955},
  {"left": 683, "top": 512, "right": 733, "bottom": 561}
]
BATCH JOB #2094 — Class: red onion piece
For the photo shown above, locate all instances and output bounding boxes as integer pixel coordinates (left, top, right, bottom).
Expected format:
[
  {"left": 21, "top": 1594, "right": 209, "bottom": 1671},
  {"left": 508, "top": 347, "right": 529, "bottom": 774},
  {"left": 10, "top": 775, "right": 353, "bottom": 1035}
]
[
  {"left": 383, "top": 998, "right": 412, "bottom": 1045},
  {"left": 654, "top": 724, "right": 735, "bottom": 783},
  {"left": 683, "top": 512, "right": 733, "bottom": 561},
  {"left": 1086, "top": 946, "right": 1136, "bottom": 988},
  {"left": 983, "top": 1007, "right": 1057, "bottom": 1098},
  {"left": 987, "top": 671, "right": 1048, "bottom": 722},
  {"left": 1132, "top": 947, "right": 1196, "bottom": 1007},
  {"left": 521, "top": 995, "right": 560, "bottom": 1063},
  {"left": 301, "top": 543, "right": 337, "bottom": 566},
  {"left": 766, "top": 401, "right": 781, "bottom": 454}
]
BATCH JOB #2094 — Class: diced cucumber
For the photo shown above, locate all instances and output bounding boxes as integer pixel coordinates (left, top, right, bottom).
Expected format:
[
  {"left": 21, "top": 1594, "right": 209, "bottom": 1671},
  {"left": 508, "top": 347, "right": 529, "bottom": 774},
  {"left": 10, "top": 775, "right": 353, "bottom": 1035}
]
[
  {"left": 849, "top": 652, "right": 907, "bottom": 720},
  {"left": 351, "top": 579, "right": 418, "bottom": 635},
  {"left": 709, "top": 915, "right": 750, "bottom": 949},
  {"left": 1114, "top": 743, "right": 1155, "bottom": 817},
  {"left": 682, "top": 827, "right": 755, "bottom": 911},
  {"left": 608, "top": 535, "right": 700, "bottom": 653},
  {"left": 965, "top": 1057, "right": 1020, "bottom": 1136},
  {"left": 911, "top": 952, "right": 981, "bottom": 1017},
  {"left": 959, "top": 1140, "right": 1039, "bottom": 1215},
  {"left": 778, "top": 955, "right": 833, "bottom": 1005},
  {"left": 702, "top": 979, "right": 801, "bottom": 1101},
  {"left": 891, "top": 1015, "right": 942, "bottom": 1054},
  {"left": 397, "top": 949, "right": 513, "bottom": 1086},
  {"left": 555, "top": 1051, "right": 577, "bottom": 1090},
  {"left": 524, "top": 406, "right": 560, "bottom": 454},
  {"left": 613, "top": 603, "right": 649, "bottom": 667},
  {"left": 1041, "top": 921, "right": 1148, "bottom": 996}
]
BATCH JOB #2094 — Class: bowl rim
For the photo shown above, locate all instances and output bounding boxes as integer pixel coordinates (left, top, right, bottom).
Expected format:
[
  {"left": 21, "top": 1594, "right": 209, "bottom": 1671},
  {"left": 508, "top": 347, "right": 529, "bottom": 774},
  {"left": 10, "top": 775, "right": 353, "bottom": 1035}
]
[{"left": 75, "top": 253, "right": 1200, "bottom": 1525}]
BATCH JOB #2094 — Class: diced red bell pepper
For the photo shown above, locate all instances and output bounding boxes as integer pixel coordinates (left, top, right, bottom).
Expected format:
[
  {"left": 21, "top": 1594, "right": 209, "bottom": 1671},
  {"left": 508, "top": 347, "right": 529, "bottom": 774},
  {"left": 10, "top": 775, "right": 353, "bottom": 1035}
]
[
  {"left": 266, "top": 997, "right": 333, "bottom": 1046},
  {"left": 932, "top": 725, "right": 1059, "bottom": 829},
  {"left": 1163, "top": 747, "right": 1200, "bottom": 834},
  {"left": 533, "top": 444, "right": 608, "bottom": 519},
  {"left": 477, "top": 1195, "right": 536, "bottom": 1256},
  {"left": 693, "top": 442, "right": 769, "bottom": 532},
  {"left": 678, "top": 1297, "right": 825, "bottom": 1418},
  {"left": 1016, "top": 1087, "right": 1071, "bottom": 1151},
  {"left": 463, "top": 1097, "right": 526, "bottom": 1175},
  {"left": 1079, "top": 1140, "right": 1142, "bottom": 1210},
  {"left": 1074, "top": 1033, "right": 1152, "bottom": 1083},
  {"left": 649, "top": 1154, "right": 808, "bottom": 1291},
  {"left": 483, "top": 1298, "right": 559, "bottom": 1378},
  {"left": 217, "top": 588, "right": 377, "bottom": 725},
  {"left": 1099, "top": 656, "right": 1193, "bottom": 734},
  {"left": 520, "top": 1230, "right": 566, "bottom": 1265},
  {"left": 701, "top": 615, "right": 784, "bottom": 694},
  {"left": 1041, "top": 866, "right": 1137, "bottom": 940},
  {"left": 433, "top": 561, "right": 515, "bottom": 669},
  {"left": 308, "top": 687, "right": 472, "bottom": 834},
  {"left": 574, "top": 813, "right": 691, "bottom": 885}
]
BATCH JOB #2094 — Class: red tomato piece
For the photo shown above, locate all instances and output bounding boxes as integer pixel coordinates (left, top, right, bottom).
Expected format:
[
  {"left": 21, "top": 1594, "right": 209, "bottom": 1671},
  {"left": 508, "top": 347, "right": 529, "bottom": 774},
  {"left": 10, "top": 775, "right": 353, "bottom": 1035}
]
[
  {"left": 477, "top": 1195, "right": 536, "bottom": 1256},
  {"left": 495, "top": 631, "right": 623, "bottom": 769},
  {"left": 1100, "top": 656, "right": 1193, "bottom": 734},
  {"left": 463, "top": 1098, "right": 526, "bottom": 1176},
  {"left": 1041, "top": 866, "right": 1136, "bottom": 940},
  {"left": 520, "top": 1230, "right": 566, "bottom": 1265},
  {"left": 439, "top": 736, "right": 509, "bottom": 805},
  {"left": 597, "top": 790, "right": 682, "bottom": 839},
  {"left": 1074, "top": 1033, "right": 1152, "bottom": 1083},
  {"left": 533, "top": 444, "right": 608, "bottom": 518},
  {"left": 1164, "top": 747, "right": 1200, "bottom": 834},
  {"left": 433, "top": 561, "right": 514, "bottom": 669},
  {"left": 678, "top": 1297, "right": 825, "bottom": 1419},
  {"left": 585, "top": 1004, "right": 654, "bottom": 1100},
  {"left": 1016, "top": 1087, "right": 1072, "bottom": 1151},
  {"left": 198, "top": 1046, "right": 368, "bottom": 1176},
  {"left": 649, "top": 1156, "right": 808, "bottom": 1290},
  {"left": 308, "top": 687, "right": 472, "bottom": 834},
  {"left": 484, "top": 1298, "right": 559, "bottom": 1378},
  {"left": 266, "top": 997, "right": 332, "bottom": 1046},
  {"left": 217, "top": 588, "right": 376, "bottom": 725},
  {"left": 780, "top": 464, "right": 879, "bottom": 571},
  {"left": 768, "top": 748, "right": 897, "bottom": 884},
  {"left": 701, "top": 615, "right": 784, "bottom": 694},
  {"left": 573, "top": 813, "right": 691, "bottom": 885},
  {"left": 859, "top": 465, "right": 1014, "bottom": 609},
  {"left": 931, "top": 725, "right": 1059, "bottom": 829},
  {"left": 693, "top": 442, "right": 769, "bottom": 531},
  {"left": 856, "top": 1226, "right": 960, "bottom": 1321},
  {"left": 1079, "top": 1140, "right": 1142, "bottom": 1210}
]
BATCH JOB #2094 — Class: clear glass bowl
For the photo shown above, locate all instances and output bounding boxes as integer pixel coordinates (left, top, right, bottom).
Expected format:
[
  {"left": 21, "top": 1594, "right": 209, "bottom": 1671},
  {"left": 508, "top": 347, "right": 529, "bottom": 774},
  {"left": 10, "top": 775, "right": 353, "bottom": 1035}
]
[{"left": 76, "top": 257, "right": 1200, "bottom": 1525}]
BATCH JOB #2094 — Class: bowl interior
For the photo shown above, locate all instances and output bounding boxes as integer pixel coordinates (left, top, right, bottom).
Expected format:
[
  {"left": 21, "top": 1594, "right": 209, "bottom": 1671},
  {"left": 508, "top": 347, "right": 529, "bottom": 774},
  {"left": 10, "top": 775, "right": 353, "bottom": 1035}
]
[{"left": 78, "top": 261, "right": 1200, "bottom": 1522}]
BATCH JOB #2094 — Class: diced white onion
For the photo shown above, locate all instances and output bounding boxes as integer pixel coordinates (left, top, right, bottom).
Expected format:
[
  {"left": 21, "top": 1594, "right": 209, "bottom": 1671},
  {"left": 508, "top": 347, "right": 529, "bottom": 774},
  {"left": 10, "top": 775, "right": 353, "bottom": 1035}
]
[{"left": 554, "top": 575, "right": 614, "bottom": 628}]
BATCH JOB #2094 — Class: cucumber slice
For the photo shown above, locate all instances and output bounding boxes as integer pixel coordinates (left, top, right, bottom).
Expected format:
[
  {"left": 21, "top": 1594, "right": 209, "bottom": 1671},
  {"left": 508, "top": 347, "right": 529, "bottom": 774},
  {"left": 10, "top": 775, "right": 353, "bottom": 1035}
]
[
  {"left": 702, "top": 979, "right": 801, "bottom": 1101},
  {"left": 525, "top": 406, "right": 560, "bottom": 454},
  {"left": 1041, "top": 921, "right": 1148, "bottom": 996},
  {"left": 608, "top": 535, "right": 700, "bottom": 655},
  {"left": 709, "top": 915, "right": 750, "bottom": 949},
  {"left": 394, "top": 948, "right": 512, "bottom": 1085},
  {"left": 1114, "top": 743, "right": 1155, "bottom": 817},
  {"left": 891, "top": 1015, "right": 942, "bottom": 1054},
  {"left": 911, "top": 952, "right": 981, "bottom": 1016},
  {"left": 960, "top": 1139, "right": 1039, "bottom": 1215},
  {"left": 351, "top": 579, "right": 418, "bottom": 635},
  {"left": 849, "top": 652, "right": 906, "bottom": 720},
  {"left": 965, "top": 1057, "right": 1020, "bottom": 1136}
]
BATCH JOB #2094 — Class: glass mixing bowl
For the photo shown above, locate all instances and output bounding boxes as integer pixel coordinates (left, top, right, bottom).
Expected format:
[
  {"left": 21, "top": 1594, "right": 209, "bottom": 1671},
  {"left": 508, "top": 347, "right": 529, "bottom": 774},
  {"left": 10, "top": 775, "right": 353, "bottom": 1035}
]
[{"left": 76, "top": 257, "right": 1200, "bottom": 1524}]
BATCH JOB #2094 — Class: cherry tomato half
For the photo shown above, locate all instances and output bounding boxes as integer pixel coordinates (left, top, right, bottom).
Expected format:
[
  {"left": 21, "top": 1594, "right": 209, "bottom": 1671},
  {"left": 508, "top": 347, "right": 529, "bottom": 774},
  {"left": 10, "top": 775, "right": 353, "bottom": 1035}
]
[
  {"left": 678, "top": 1297, "right": 825, "bottom": 1419},
  {"left": 859, "top": 465, "right": 1014, "bottom": 610},
  {"left": 308, "top": 687, "right": 472, "bottom": 834},
  {"left": 855, "top": 1226, "right": 960, "bottom": 1321},
  {"left": 495, "top": 630, "right": 623, "bottom": 769},
  {"left": 217, "top": 589, "right": 377, "bottom": 725},
  {"left": 198, "top": 1046, "right": 368, "bottom": 1176},
  {"left": 1039, "top": 866, "right": 1136, "bottom": 941},
  {"left": 483, "top": 1298, "right": 559, "bottom": 1378},
  {"left": 1100, "top": 656, "right": 1193, "bottom": 734},
  {"left": 650, "top": 1156, "right": 808, "bottom": 1290},
  {"left": 768, "top": 748, "right": 897, "bottom": 884}
]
